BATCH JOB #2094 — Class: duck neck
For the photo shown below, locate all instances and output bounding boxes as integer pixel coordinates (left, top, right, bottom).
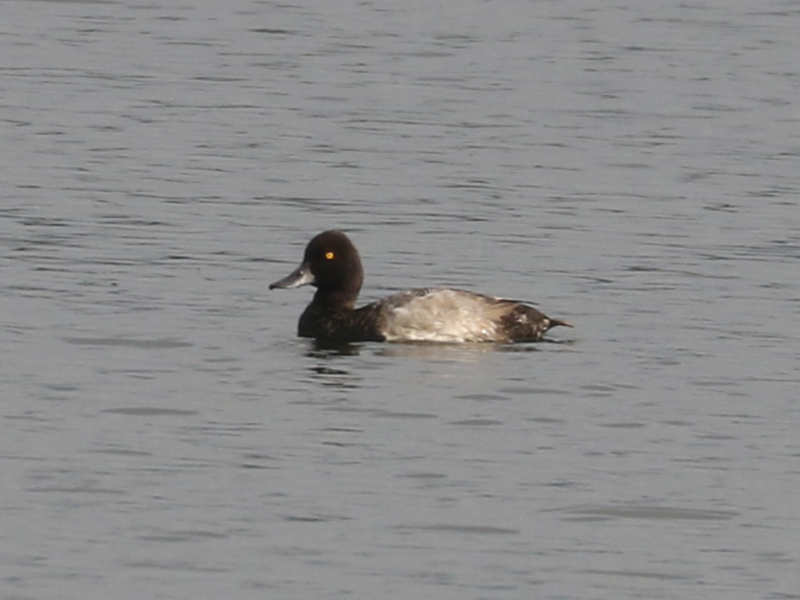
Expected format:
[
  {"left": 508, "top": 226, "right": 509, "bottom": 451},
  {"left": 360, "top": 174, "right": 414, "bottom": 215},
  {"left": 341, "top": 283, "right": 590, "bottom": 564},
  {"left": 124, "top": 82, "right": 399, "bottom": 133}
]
[{"left": 312, "top": 288, "right": 358, "bottom": 311}]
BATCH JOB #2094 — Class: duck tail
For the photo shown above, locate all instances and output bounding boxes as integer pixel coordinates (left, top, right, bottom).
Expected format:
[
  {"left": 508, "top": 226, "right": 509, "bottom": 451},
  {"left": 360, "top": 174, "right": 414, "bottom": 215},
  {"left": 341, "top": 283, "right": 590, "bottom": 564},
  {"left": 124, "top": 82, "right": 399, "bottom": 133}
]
[{"left": 548, "top": 317, "right": 573, "bottom": 329}]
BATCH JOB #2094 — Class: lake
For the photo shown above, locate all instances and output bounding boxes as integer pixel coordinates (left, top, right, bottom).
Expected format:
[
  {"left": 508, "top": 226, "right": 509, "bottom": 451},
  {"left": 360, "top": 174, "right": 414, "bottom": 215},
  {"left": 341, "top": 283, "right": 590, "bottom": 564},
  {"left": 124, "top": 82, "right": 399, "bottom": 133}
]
[{"left": 1, "top": 1, "right": 798, "bottom": 598}]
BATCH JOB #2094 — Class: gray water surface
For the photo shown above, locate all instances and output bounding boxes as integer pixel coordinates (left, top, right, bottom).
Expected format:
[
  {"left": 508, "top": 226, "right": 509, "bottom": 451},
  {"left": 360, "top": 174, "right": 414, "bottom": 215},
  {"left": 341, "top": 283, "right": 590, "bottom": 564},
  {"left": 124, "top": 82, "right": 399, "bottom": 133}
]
[{"left": 2, "top": 1, "right": 799, "bottom": 598}]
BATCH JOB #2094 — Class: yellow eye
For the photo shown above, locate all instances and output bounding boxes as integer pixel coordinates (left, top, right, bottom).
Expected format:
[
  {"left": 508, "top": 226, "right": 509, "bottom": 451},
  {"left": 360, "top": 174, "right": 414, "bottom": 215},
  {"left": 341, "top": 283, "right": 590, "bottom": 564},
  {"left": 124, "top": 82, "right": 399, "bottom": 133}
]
[{"left": 324, "top": 251, "right": 335, "bottom": 260}]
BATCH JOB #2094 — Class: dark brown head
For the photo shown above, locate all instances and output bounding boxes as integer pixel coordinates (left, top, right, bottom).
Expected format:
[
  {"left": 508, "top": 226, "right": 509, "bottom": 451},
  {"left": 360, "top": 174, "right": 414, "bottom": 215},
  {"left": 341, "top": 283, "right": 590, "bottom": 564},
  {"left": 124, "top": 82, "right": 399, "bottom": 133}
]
[{"left": 269, "top": 230, "right": 364, "bottom": 308}]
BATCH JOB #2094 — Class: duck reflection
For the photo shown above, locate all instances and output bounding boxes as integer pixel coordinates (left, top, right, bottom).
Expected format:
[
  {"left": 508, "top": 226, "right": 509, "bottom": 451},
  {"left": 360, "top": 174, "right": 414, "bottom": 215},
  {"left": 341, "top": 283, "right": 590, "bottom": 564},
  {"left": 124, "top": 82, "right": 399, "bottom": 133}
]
[
  {"left": 304, "top": 340, "right": 362, "bottom": 390},
  {"left": 306, "top": 339, "right": 361, "bottom": 357}
]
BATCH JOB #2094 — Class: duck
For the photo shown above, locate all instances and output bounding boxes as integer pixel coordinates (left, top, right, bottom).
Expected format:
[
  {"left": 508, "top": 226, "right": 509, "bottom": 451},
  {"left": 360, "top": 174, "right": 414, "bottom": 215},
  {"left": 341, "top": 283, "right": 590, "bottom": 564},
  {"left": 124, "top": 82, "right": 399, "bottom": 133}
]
[{"left": 269, "top": 230, "right": 572, "bottom": 343}]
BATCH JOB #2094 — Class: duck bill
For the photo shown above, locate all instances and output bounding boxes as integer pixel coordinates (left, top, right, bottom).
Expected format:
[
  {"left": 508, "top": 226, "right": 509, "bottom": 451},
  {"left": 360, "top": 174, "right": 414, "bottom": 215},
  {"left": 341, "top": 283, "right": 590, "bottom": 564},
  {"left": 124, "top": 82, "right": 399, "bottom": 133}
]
[{"left": 269, "top": 263, "right": 315, "bottom": 289}]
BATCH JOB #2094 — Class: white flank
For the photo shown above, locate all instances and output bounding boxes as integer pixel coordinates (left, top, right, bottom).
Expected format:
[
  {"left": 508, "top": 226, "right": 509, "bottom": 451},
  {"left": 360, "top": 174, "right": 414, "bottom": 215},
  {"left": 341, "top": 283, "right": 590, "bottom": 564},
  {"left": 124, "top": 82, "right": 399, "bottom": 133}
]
[{"left": 380, "top": 289, "right": 509, "bottom": 343}]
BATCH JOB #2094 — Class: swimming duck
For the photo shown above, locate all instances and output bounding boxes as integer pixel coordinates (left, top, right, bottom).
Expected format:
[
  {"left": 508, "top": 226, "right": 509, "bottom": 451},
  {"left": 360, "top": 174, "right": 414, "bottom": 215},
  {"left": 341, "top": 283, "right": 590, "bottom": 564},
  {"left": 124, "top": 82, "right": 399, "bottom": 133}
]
[{"left": 270, "top": 230, "right": 572, "bottom": 343}]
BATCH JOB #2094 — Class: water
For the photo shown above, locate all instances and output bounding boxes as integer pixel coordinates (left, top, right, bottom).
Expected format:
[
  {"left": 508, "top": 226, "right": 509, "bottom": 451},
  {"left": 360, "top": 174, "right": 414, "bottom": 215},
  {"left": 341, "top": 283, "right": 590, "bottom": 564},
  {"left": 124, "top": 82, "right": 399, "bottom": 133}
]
[{"left": 2, "top": 1, "right": 799, "bottom": 598}]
